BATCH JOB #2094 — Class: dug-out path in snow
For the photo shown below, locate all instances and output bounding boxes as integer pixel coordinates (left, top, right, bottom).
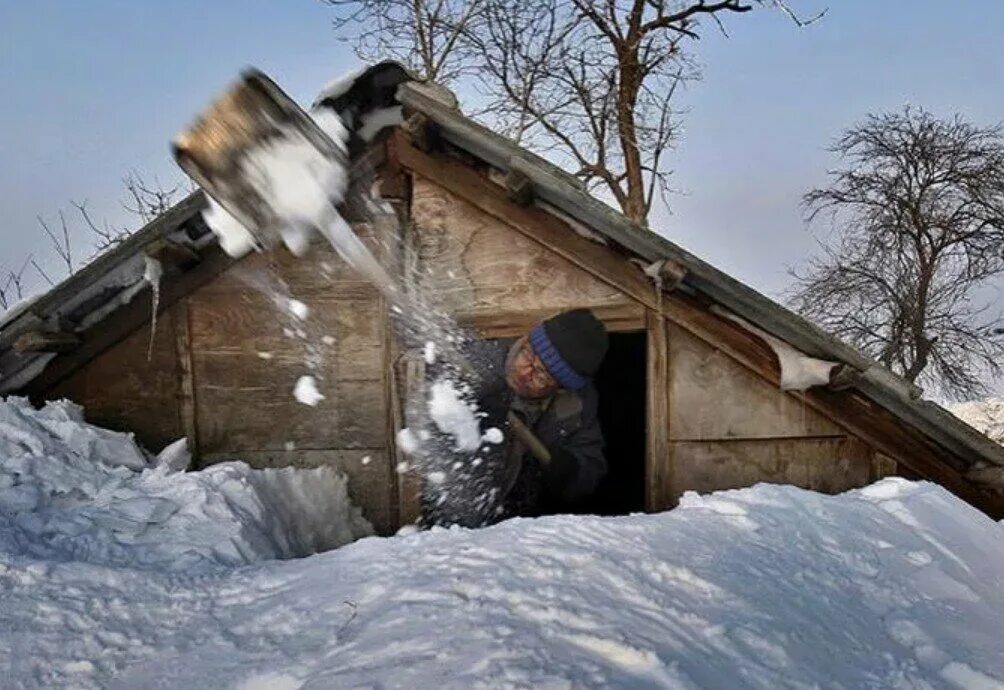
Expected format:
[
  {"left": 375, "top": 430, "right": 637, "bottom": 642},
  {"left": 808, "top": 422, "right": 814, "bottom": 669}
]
[{"left": 5, "top": 478, "right": 1004, "bottom": 689}]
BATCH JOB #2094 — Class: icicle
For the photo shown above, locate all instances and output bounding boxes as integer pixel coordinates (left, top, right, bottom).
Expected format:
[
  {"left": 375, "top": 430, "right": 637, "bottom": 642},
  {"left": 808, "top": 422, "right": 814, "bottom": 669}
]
[
  {"left": 144, "top": 256, "right": 163, "bottom": 362},
  {"left": 643, "top": 259, "right": 666, "bottom": 314}
]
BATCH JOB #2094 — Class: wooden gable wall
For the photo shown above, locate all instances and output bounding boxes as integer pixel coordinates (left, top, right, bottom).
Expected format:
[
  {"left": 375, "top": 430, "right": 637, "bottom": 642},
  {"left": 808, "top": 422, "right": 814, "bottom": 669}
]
[
  {"left": 401, "top": 157, "right": 895, "bottom": 514},
  {"left": 49, "top": 225, "right": 399, "bottom": 534}
]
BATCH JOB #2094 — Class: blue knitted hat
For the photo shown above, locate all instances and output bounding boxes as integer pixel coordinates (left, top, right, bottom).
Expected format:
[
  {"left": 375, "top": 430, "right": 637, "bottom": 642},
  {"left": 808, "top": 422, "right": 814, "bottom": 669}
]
[{"left": 528, "top": 309, "right": 609, "bottom": 391}]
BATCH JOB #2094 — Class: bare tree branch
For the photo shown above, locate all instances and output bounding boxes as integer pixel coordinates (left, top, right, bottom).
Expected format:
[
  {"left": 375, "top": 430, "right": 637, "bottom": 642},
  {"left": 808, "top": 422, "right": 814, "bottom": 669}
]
[{"left": 329, "top": 0, "right": 825, "bottom": 226}]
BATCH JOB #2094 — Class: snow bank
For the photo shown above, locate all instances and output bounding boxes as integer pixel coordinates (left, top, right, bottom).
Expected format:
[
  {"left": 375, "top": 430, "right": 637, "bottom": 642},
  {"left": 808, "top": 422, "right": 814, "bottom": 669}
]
[
  {"left": 0, "top": 397, "right": 371, "bottom": 573},
  {"left": 950, "top": 397, "right": 1004, "bottom": 444},
  {"left": 6, "top": 456, "right": 1004, "bottom": 689}
]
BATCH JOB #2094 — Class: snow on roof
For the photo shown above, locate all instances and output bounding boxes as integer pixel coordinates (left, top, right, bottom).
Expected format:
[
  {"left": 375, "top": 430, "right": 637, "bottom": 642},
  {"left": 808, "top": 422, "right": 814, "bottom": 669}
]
[{"left": 3, "top": 398, "right": 1003, "bottom": 688}]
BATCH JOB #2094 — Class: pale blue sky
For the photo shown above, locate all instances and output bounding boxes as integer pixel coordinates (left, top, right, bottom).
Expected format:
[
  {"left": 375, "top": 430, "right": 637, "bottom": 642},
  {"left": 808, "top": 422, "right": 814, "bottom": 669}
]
[{"left": 2, "top": 1, "right": 1003, "bottom": 303}]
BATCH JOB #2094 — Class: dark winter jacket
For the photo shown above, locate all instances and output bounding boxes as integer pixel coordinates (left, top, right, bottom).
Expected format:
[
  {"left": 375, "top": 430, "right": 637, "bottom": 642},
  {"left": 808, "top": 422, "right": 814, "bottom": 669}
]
[{"left": 469, "top": 338, "right": 607, "bottom": 517}]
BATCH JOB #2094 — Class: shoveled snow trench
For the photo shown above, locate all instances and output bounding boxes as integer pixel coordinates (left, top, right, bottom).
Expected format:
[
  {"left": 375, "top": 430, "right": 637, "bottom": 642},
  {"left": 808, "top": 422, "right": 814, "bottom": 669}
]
[{"left": 3, "top": 396, "right": 1004, "bottom": 690}]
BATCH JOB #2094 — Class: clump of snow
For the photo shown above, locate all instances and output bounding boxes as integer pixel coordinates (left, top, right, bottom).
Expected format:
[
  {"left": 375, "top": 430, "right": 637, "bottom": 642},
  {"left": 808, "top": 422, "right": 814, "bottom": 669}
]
[
  {"left": 482, "top": 427, "right": 504, "bottom": 444},
  {"left": 396, "top": 428, "right": 420, "bottom": 454},
  {"left": 309, "top": 107, "right": 350, "bottom": 152},
  {"left": 154, "top": 437, "right": 191, "bottom": 473},
  {"left": 203, "top": 198, "right": 257, "bottom": 258},
  {"left": 293, "top": 375, "right": 325, "bottom": 406},
  {"left": 423, "top": 340, "right": 436, "bottom": 364},
  {"left": 716, "top": 308, "right": 839, "bottom": 391},
  {"left": 0, "top": 397, "right": 371, "bottom": 576},
  {"left": 357, "top": 105, "right": 404, "bottom": 142},
  {"left": 427, "top": 379, "right": 483, "bottom": 452},
  {"left": 241, "top": 128, "right": 347, "bottom": 230},
  {"left": 949, "top": 398, "right": 1004, "bottom": 444},
  {"left": 313, "top": 66, "right": 367, "bottom": 107},
  {"left": 288, "top": 298, "right": 309, "bottom": 320},
  {"left": 0, "top": 397, "right": 148, "bottom": 471}
]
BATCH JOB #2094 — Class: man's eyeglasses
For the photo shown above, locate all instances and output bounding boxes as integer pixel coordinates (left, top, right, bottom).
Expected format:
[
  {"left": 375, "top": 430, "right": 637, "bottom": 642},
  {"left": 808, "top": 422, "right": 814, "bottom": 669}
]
[{"left": 519, "top": 340, "right": 556, "bottom": 389}]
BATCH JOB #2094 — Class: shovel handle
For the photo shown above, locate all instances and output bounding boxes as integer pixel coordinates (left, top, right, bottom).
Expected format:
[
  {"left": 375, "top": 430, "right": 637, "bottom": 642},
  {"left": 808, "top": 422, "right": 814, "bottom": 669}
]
[{"left": 506, "top": 411, "right": 551, "bottom": 465}]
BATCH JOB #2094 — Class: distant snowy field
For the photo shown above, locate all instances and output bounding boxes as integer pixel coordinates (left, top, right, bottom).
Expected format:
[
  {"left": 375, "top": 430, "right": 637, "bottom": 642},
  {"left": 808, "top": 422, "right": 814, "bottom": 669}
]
[
  {"left": 950, "top": 397, "right": 1004, "bottom": 445},
  {"left": 3, "top": 397, "right": 1004, "bottom": 689}
]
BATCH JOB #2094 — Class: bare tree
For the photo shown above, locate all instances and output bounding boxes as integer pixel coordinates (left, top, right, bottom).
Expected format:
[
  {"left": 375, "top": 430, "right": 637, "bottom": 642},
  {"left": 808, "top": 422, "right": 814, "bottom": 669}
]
[
  {"left": 120, "top": 172, "right": 181, "bottom": 224},
  {"left": 0, "top": 172, "right": 183, "bottom": 314},
  {"left": 328, "top": 0, "right": 823, "bottom": 226},
  {"left": 0, "top": 257, "right": 33, "bottom": 311},
  {"left": 788, "top": 107, "right": 1004, "bottom": 399},
  {"left": 326, "top": 0, "right": 487, "bottom": 84},
  {"left": 36, "top": 212, "right": 74, "bottom": 275}
]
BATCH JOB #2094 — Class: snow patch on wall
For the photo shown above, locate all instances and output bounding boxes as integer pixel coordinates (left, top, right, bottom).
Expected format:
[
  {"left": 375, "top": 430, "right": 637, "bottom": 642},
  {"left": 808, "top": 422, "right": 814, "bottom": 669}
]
[
  {"left": 293, "top": 375, "right": 325, "bottom": 407},
  {"left": 714, "top": 306, "right": 839, "bottom": 391}
]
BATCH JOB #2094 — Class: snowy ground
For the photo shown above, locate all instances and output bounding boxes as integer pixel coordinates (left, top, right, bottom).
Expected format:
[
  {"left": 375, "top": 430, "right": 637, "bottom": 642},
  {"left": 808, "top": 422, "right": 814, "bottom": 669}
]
[{"left": 3, "top": 398, "right": 1004, "bottom": 689}]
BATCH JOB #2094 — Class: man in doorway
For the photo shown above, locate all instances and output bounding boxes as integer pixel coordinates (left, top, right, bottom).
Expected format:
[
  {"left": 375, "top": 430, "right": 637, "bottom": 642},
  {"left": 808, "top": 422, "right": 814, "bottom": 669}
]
[{"left": 488, "top": 308, "right": 610, "bottom": 518}]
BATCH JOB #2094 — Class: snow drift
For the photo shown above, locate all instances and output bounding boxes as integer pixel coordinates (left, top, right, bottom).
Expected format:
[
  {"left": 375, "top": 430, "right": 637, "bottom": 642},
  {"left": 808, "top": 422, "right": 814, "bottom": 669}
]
[
  {"left": 2, "top": 400, "right": 1004, "bottom": 690},
  {"left": 0, "top": 396, "right": 371, "bottom": 573}
]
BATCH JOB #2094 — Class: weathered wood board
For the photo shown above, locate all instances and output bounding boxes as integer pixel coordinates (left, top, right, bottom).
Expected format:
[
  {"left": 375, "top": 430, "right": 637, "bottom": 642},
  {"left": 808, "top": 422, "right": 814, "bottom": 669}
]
[
  {"left": 49, "top": 300, "right": 183, "bottom": 452},
  {"left": 668, "top": 322, "right": 843, "bottom": 441},
  {"left": 186, "top": 248, "right": 388, "bottom": 455},
  {"left": 659, "top": 437, "right": 884, "bottom": 508},
  {"left": 411, "top": 176, "right": 636, "bottom": 321}
]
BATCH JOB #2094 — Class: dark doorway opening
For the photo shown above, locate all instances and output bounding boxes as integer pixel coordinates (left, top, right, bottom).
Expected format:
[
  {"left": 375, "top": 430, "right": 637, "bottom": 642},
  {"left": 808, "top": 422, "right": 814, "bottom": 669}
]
[{"left": 588, "top": 331, "right": 647, "bottom": 515}]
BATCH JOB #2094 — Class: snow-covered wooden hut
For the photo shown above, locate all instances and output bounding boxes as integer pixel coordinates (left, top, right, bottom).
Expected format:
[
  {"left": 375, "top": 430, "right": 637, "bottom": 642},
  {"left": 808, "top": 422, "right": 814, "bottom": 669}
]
[{"left": 2, "top": 63, "right": 1003, "bottom": 534}]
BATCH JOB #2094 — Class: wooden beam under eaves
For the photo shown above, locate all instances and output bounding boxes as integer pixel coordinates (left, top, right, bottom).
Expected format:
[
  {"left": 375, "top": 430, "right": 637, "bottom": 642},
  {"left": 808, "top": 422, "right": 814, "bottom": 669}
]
[
  {"left": 505, "top": 168, "right": 534, "bottom": 206},
  {"left": 13, "top": 330, "right": 80, "bottom": 353},
  {"left": 402, "top": 113, "right": 436, "bottom": 152},
  {"left": 145, "top": 239, "right": 200, "bottom": 269}
]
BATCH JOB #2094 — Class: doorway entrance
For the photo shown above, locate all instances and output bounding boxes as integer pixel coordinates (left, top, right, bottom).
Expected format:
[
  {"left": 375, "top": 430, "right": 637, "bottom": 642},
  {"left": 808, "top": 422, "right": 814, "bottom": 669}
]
[{"left": 588, "top": 331, "right": 647, "bottom": 515}]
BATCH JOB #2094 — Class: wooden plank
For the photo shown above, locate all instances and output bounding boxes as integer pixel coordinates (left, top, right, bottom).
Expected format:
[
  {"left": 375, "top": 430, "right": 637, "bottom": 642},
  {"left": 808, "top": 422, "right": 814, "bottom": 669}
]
[
  {"left": 664, "top": 436, "right": 874, "bottom": 507},
  {"left": 191, "top": 352, "right": 386, "bottom": 453},
  {"left": 173, "top": 297, "right": 200, "bottom": 467},
  {"left": 25, "top": 245, "right": 236, "bottom": 397},
  {"left": 145, "top": 238, "right": 200, "bottom": 268},
  {"left": 646, "top": 310, "right": 671, "bottom": 512},
  {"left": 47, "top": 300, "right": 183, "bottom": 453},
  {"left": 668, "top": 322, "right": 843, "bottom": 441},
  {"left": 200, "top": 448, "right": 394, "bottom": 536},
  {"left": 186, "top": 292, "right": 384, "bottom": 381},
  {"left": 456, "top": 302, "right": 645, "bottom": 339},
  {"left": 410, "top": 176, "right": 634, "bottom": 318},
  {"left": 396, "top": 350, "right": 426, "bottom": 526},
  {"left": 13, "top": 330, "right": 80, "bottom": 353},
  {"left": 397, "top": 134, "right": 659, "bottom": 311}
]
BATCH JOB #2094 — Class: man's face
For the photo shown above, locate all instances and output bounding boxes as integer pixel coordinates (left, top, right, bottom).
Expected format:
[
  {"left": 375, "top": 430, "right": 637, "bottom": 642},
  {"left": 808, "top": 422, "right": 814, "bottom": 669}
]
[{"left": 505, "top": 335, "right": 559, "bottom": 399}]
